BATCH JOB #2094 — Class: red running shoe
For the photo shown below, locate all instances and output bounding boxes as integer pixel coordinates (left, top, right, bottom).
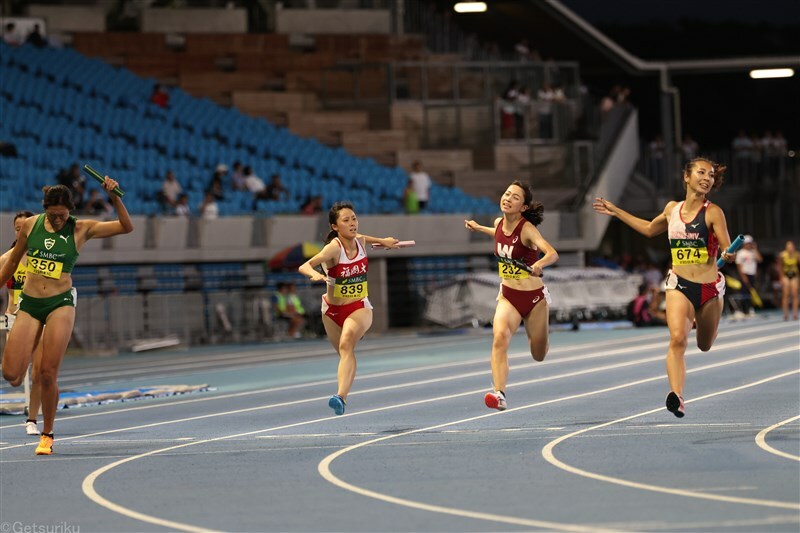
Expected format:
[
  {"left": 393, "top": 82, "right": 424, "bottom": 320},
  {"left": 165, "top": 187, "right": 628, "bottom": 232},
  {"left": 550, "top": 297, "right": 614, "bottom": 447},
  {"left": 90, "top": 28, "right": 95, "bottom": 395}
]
[{"left": 484, "top": 391, "right": 507, "bottom": 411}]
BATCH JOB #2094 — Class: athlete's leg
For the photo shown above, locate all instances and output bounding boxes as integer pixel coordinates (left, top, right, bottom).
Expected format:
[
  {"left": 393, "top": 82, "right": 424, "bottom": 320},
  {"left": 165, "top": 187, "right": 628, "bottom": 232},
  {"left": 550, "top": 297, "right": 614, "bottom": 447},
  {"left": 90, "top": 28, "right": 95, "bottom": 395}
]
[
  {"left": 28, "top": 332, "right": 44, "bottom": 421},
  {"left": 2, "top": 312, "right": 42, "bottom": 387},
  {"left": 39, "top": 306, "right": 75, "bottom": 435},
  {"left": 523, "top": 301, "right": 550, "bottom": 362},
  {"left": 695, "top": 294, "right": 724, "bottom": 351},
  {"left": 664, "top": 290, "right": 694, "bottom": 397},
  {"left": 490, "top": 298, "right": 522, "bottom": 394},
  {"left": 790, "top": 277, "right": 799, "bottom": 320},
  {"left": 335, "top": 308, "right": 372, "bottom": 401}
]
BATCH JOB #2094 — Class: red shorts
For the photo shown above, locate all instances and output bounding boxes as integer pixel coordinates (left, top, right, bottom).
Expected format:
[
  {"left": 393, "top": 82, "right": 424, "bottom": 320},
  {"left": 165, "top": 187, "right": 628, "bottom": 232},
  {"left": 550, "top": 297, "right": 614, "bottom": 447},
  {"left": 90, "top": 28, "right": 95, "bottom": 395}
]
[
  {"left": 500, "top": 285, "right": 550, "bottom": 318},
  {"left": 321, "top": 296, "right": 372, "bottom": 328}
]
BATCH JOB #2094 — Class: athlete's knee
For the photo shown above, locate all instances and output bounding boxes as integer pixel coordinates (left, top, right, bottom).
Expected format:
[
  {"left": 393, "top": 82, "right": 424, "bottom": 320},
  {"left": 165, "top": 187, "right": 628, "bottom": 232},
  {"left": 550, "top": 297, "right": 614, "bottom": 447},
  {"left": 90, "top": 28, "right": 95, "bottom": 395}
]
[
  {"left": 492, "top": 330, "right": 512, "bottom": 349},
  {"left": 3, "top": 368, "right": 24, "bottom": 387},
  {"left": 38, "top": 368, "right": 58, "bottom": 389},
  {"left": 530, "top": 343, "right": 548, "bottom": 362},
  {"left": 696, "top": 335, "right": 716, "bottom": 352},
  {"left": 669, "top": 333, "right": 689, "bottom": 351}
]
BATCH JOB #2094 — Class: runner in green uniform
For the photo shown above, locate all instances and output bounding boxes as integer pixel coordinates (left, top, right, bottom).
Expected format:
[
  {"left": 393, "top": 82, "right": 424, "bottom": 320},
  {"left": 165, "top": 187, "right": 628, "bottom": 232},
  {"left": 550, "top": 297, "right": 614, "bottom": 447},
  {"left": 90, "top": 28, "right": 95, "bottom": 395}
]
[{"left": 0, "top": 179, "right": 133, "bottom": 455}]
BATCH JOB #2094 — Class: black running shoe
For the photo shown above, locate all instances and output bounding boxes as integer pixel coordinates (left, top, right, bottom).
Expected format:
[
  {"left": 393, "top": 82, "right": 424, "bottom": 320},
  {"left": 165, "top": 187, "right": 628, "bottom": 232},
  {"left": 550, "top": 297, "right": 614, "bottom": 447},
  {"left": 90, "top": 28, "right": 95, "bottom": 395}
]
[{"left": 666, "top": 392, "right": 685, "bottom": 418}]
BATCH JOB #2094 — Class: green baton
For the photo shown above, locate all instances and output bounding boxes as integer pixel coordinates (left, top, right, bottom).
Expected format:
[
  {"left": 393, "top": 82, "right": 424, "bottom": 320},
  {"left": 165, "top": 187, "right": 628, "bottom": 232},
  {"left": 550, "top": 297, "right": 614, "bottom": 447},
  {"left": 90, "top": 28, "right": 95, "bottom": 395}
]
[{"left": 83, "top": 164, "right": 125, "bottom": 197}]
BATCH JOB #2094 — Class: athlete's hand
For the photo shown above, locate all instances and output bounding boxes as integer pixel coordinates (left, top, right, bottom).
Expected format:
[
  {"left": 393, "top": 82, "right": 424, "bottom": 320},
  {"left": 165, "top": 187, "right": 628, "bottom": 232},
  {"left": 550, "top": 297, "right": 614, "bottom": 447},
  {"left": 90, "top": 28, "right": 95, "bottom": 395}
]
[
  {"left": 465, "top": 220, "right": 480, "bottom": 231},
  {"left": 720, "top": 251, "right": 736, "bottom": 264},
  {"left": 592, "top": 197, "right": 617, "bottom": 217},
  {"left": 529, "top": 262, "right": 544, "bottom": 278},
  {"left": 379, "top": 237, "right": 400, "bottom": 249},
  {"left": 102, "top": 176, "right": 120, "bottom": 195},
  {"left": 308, "top": 272, "right": 328, "bottom": 283}
]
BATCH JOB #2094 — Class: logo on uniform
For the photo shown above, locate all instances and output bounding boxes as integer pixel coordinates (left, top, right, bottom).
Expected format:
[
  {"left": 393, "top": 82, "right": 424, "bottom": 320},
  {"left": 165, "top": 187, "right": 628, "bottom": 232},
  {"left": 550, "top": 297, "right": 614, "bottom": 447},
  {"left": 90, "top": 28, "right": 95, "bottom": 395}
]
[
  {"left": 512, "top": 236, "right": 519, "bottom": 243},
  {"left": 59, "top": 235, "right": 70, "bottom": 243},
  {"left": 44, "top": 238, "right": 55, "bottom": 250},
  {"left": 531, "top": 296, "right": 540, "bottom": 304}
]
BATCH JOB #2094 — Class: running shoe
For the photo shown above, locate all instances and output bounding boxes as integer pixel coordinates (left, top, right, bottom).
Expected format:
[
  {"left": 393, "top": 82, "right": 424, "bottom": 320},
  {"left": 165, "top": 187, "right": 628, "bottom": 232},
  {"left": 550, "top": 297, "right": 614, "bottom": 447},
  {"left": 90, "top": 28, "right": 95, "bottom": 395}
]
[
  {"left": 328, "top": 395, "right": 346, "bottom": 416},
  {"left": 25, "top": 420, "right": 40, "bottom": 436},
  {"left": 665, "top": 392, "right": 685, "bottom": 418},
  {"left": 484, "top": 391, "right": 507, "bottom": 411},
  {"left": 35, "top": 434, "right": 53, "bottom": 455}
]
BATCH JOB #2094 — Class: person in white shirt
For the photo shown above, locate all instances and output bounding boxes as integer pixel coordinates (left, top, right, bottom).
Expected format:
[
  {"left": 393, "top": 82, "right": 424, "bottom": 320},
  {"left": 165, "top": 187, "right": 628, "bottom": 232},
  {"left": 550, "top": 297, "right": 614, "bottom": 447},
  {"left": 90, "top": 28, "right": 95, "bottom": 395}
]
[
  {"left": 199, "top": 191, "right": 219, "bottom": 219},
  {"left": 409, "top": 161, "right": 431, "bottom": 211},
  {"left": 735, "top": 235, "right": 762, "bottom": 315},
  {"left": 160, "top": 170, "right": 182, "bottom": 210}
]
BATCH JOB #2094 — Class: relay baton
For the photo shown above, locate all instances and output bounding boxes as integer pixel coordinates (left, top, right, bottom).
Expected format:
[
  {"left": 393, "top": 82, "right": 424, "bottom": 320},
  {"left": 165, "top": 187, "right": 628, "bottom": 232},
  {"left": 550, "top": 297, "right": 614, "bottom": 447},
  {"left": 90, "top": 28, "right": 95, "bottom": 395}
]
[
  {"left": 83, "top": 164, "right": 125, "bottom": 197},
  {"left": 716, "top": 234, "right": 744, "bottom": 268},
  {"left": 497, "top": 255, "right": 543, "bottom": 278},
  {"left": 371, "top": 240, "right": 416, "bottom": 250}
]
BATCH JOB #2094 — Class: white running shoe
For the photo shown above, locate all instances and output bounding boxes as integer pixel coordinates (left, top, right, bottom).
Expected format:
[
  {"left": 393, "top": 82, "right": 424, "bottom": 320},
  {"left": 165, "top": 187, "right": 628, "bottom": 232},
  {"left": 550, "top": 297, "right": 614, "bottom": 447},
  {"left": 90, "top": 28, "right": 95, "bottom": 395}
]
[{"left": 25, "top": 421, "right": 40, "bottom": 435}]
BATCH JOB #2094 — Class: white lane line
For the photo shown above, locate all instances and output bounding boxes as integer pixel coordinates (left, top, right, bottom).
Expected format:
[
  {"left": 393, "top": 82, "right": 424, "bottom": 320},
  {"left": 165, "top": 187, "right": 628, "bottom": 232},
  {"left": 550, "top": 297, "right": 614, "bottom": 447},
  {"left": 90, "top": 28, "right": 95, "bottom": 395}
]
[
  {"left": 755, "top": 415, "right": 800, "bottom": 462},
  {"left": 541, "top": 369, "right": 800, "bottom": 510},
  {"left": 79, "top": 347, "right": 794, "bottom": 533},
  {"left": 5, "top": 327, "right": 794, "bottom": 455},
  {"left": 0, "top": 325, "right": 682, "bottom": 428},
  {"left": 7, "top": 330, "right": 791, "bottom": 454},
  {"left": 592, "top": 514, "right": 800, "bottom": 531},
  {"left": 315, "top": 348, "right": 798, "bottom": 531}
]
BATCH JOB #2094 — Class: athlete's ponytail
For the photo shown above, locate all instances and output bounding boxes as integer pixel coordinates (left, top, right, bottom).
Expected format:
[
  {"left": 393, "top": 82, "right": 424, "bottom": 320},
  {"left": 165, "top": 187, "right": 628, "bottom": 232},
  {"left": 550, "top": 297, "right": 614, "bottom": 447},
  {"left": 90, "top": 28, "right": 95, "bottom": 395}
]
[{"left": 510, "top": 180, "right": 544, "bottom": 227}]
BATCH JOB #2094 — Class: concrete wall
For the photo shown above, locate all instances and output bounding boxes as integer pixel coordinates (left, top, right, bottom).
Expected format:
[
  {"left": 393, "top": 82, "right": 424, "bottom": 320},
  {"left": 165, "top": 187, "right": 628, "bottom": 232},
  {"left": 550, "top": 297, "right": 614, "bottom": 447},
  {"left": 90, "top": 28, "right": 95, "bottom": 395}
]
[
  {"left": 141, "top": 8, "right": 247, "bottom": 34},
  {"left": 275, "top": 8, "right": 391, "bottom": 34},
  {"left": 25, "top": 6, "right": 105, "bottom": 33}
]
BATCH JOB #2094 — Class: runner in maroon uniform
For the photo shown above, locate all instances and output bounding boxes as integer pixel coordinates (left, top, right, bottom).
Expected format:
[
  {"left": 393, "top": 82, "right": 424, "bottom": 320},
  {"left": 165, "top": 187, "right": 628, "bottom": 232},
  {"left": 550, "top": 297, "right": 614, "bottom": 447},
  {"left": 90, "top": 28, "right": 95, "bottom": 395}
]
[{"left": 465, "top": 181, "right": 559, "bottom": 411}]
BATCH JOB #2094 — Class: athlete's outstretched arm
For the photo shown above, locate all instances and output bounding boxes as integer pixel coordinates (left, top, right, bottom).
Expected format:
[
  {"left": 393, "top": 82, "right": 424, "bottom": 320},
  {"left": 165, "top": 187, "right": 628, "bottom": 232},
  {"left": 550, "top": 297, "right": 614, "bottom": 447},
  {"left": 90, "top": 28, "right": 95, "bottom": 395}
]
[
  {"left": 593, "top": 197, "right": 670, "bottom": 238},
  {"left": 465, "top": 217, "right": 499, "bottom": 236}
]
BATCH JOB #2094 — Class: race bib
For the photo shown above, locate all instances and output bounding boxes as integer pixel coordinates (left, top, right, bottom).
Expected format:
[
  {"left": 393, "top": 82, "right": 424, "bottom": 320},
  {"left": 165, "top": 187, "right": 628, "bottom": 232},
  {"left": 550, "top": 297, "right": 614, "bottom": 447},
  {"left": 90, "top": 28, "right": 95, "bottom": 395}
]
[
  {"left": 497, "top": 258, "right": 529, "bottom": 280},
  {"left": 670, "top": 240, "right": 709, "bottom": 266},
  {"left": 27, "top": 256, "right": 64, "bottom": 279},
  {"left": 333, "top": 275, "right": 368, "bottom": 299}
]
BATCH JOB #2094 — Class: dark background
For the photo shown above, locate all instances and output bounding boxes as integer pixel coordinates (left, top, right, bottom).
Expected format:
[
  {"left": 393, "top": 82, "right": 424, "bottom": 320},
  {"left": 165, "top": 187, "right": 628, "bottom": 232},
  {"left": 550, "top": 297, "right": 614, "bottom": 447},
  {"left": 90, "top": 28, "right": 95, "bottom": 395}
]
[{"left": 445, "top": 0, "right": 800, "bottom": 149}]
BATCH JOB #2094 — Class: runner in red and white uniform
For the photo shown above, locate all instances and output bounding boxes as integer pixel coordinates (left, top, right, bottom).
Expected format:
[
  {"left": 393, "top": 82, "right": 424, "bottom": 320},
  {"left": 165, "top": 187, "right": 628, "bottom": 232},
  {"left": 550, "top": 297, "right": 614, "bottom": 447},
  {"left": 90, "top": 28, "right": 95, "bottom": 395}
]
[{"left": 298, "top": 202, "right": 399, "bottom": 415}]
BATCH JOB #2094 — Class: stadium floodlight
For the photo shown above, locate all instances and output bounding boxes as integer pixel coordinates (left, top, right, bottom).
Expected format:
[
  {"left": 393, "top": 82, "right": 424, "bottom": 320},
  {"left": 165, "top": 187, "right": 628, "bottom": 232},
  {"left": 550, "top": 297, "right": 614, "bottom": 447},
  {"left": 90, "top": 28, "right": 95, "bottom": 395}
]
[
  {"left": 749, "top": 68, "right": 794, "bottom": 79},
  {"left": 454, "top": 2, "right": 488, "bottom": 13}
]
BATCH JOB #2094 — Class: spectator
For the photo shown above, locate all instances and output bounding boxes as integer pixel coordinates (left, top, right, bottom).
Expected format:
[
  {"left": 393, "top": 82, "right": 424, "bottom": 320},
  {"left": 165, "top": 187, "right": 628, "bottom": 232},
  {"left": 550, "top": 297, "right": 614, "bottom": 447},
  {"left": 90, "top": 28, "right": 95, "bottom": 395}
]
[
  {"left": 731, "top": 129, "right": 753, "bottom": 184},
  {"left": 500, "top": 80, "right": 520, "bottom": 139},
  {"left": 301, "top": 195, "right": 323, "bottom": 215},
  {"left": 514, "top": 37, "right": 530, "bottom": 62},
  {"left": 199, "top": 191, "right": 219, "bottom": 220},
  {"left": 3, "top": 22, "right": 22, "bottom": 46},
  {"left": 159, "top": 170, "right": 182, "bottom": 211},
  {"left": 735, "top": 235, "right": 763, "bottom": 316},
  {"left": 272, "top": 282, "right": 307, "bottom": 339},
  {"left": 25, "top": 24, "right": 46, "bottom": 48},
  {"left": 648, "top": 134, "right": 666, "bottom": 189},
  {"left": 515, "top": 86, "right": 532, "bottom": 139},
  {"left": 243, "top": 166, "right": 269, "bottom": 210},
  {"left": 628, "top": 283, "right": 667, "bottom": 328},
  {"left": 207, "top": 175, "right": 225, "bottom": 201},
  {"left": 174, "top": 194, "right": 191, "bottom": 216},
  {"left": 403, "top": 178, "right": 419, "bottom": 214},
  {"left": 265, "top": 173, "right": 289, "bottom": 201},
  {"left": 536, "top": 82, "right": 564, "bottom": 139},
  {"left": 408, "top": 161, "right": 431, "bottom": 211},
  {"left": 681, "top": 135, "right": 699, "bottom": 163},
  {"left": 85, "top": 189, "right": 112, "bottom": 216},
  {"left": 230, "top": 161, "right": 245, "bottom": 191},
  {"left": 150, "top": 84, "right": 170, "bottom": 108}
]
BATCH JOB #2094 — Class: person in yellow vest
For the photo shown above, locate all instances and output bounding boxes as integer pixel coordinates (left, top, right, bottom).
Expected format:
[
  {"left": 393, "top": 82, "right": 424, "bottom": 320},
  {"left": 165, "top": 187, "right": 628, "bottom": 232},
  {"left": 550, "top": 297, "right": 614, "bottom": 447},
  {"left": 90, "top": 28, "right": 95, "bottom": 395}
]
[
  {"left": 273, "top": 282, "right": 307, "bottom": 339},
  {"left": 0, "top": 179, "right": 133, "bottom": 456},
  {"left": 1, "top": 210, "right": 43, "bottom": 435},
  {"left": 778, "top": 240, "right": 799, "bottom": 321}
]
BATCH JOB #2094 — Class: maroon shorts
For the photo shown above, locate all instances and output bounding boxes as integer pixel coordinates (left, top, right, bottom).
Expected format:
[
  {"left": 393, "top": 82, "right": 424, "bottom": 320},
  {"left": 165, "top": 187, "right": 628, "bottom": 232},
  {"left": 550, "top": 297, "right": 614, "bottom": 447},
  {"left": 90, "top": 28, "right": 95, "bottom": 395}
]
[
  {"left": 321, "top": 296, "right": 372, "bottom": 328},
  {"left": 500, "top": 285, "right": 550, "bottom": 318}
]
